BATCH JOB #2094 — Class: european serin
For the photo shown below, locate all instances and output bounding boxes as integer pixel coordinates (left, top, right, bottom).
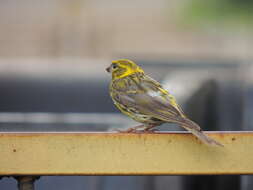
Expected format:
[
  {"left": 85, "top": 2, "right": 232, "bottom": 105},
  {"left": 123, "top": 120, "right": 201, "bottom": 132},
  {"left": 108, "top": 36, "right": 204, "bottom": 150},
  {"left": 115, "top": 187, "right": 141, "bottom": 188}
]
[{"left": 106, "top": 59, "right": 222, "bottom": 146}]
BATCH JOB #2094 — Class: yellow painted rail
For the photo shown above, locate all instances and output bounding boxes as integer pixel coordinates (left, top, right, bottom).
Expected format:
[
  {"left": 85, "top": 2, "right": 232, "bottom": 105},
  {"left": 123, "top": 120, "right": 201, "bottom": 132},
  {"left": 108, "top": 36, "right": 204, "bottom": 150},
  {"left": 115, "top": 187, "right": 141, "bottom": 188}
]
[{"left": 0, "top": 132, "right": 252, "bottom": 175}]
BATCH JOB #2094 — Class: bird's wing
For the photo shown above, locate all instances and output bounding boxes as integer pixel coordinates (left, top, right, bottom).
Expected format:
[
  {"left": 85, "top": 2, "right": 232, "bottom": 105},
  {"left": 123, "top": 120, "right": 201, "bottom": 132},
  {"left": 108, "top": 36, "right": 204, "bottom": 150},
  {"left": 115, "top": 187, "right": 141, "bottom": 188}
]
[
  {"left": 113, "top": 74, "right": 202, "bottom": 131},
  {"left": 116, "top": 91, "right": 201, "bottom": 130}
]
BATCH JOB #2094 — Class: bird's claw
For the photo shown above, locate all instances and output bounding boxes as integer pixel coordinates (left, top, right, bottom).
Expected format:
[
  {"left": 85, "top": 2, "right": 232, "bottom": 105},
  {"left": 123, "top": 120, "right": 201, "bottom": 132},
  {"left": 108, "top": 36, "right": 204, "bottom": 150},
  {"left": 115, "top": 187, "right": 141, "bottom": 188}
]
[
  {"left": 115, "top": 128, "right": 159, "bottom": 134},
  {"left": 143, "top": 128, "right": 159, "bottom": 133},
  {"left": 115, "top": 128, "right": 139, "bottom": 133}
]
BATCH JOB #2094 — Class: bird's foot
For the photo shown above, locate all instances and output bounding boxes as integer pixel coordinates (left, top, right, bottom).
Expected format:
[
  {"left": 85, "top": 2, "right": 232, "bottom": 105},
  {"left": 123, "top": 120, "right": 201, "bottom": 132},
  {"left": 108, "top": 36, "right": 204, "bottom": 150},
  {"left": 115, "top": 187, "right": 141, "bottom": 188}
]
[
  {"left": 115, "top": 128, "right": 137, "bottom": 133},
  {"left": 116, "top": 125, "right": 159, "bottom": 133},
  {"left": 115, "top": 125, "right": 144, "bottom": 133},
  {"left": 140, "top": 125, "right": 159, "bottom": 133},
  {"left": 142, "top": 128, "right": 159, "bottom": 133}
]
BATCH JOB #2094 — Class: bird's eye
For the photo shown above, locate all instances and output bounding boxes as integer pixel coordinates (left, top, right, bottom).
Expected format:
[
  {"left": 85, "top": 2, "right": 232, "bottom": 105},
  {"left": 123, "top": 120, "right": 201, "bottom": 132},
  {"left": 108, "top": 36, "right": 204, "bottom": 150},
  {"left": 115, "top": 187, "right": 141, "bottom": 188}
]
[{"left": 112, "top": 64, "right": 117, "bottom": 69}]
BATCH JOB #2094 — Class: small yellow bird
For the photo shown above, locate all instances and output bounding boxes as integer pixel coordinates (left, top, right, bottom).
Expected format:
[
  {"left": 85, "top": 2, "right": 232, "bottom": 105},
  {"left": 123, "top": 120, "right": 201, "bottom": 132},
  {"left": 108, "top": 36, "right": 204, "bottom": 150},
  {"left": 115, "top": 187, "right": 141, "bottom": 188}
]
[{"left": 106, "top": 59, "right": 222, "bottom": 146}]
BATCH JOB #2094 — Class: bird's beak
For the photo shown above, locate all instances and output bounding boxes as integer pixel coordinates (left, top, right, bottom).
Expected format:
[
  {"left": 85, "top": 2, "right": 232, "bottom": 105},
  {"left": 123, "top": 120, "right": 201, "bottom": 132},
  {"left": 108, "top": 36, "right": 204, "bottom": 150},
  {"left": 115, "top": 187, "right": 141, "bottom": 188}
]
[{"left": 106, "top": 66, "right": 111, "bottom": 73}]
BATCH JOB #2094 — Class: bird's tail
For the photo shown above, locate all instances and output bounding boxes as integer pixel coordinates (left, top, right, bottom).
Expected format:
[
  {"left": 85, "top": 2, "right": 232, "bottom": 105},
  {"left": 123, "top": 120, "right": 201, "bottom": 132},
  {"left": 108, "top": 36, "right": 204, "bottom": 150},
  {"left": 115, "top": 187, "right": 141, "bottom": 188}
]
[{"left": 180, "top": 118, "right": 223, "bottom": 147}]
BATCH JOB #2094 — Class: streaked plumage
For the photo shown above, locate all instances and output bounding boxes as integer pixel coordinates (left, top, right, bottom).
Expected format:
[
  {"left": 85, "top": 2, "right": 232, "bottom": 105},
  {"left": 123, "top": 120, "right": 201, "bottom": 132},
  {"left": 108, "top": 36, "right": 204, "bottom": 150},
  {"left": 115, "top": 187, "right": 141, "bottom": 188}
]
[{"left": 106, "top": 59, "right": 223, "bottom": 146}]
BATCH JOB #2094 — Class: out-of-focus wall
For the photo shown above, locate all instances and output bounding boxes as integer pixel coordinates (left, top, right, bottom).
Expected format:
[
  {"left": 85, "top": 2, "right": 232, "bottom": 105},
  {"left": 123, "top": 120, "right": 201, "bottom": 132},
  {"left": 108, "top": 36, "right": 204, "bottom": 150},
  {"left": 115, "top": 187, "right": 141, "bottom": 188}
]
[{"left": 0, "top": 0, "right": 252, "bottom": 59}]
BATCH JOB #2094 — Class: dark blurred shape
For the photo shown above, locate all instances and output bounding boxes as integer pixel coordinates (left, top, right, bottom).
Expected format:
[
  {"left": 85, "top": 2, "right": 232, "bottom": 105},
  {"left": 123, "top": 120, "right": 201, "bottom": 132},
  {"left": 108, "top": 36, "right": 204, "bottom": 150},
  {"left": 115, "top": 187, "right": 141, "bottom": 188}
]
[
  {"left": 0, "top": 77, "right": 113, "bottom": 113},
  {"left": 183, "top": 70, "right": 244, "bottom": 190}
]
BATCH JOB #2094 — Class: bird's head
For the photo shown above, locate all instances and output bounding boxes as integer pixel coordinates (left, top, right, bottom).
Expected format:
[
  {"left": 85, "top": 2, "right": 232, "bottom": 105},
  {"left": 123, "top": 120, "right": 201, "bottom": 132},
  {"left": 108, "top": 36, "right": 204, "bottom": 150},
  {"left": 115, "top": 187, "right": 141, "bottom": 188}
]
[{"left": 106, "top": 59, "right": 144, "bottom": 79}]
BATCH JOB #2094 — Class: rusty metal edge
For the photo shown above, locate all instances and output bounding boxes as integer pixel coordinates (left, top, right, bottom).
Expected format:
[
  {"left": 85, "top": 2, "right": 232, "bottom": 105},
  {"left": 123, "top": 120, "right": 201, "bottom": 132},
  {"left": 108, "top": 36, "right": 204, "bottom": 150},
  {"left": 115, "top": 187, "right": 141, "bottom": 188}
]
[{"left": 0, "top": 131, "right": 252, "bottom": 176}]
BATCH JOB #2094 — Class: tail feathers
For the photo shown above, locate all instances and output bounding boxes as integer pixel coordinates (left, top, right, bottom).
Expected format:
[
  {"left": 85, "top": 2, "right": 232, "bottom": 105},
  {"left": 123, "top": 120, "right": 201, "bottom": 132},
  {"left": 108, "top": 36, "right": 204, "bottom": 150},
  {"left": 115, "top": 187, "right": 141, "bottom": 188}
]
[{"left": 180, "top": 118, "right": 223, "bottom": 147}]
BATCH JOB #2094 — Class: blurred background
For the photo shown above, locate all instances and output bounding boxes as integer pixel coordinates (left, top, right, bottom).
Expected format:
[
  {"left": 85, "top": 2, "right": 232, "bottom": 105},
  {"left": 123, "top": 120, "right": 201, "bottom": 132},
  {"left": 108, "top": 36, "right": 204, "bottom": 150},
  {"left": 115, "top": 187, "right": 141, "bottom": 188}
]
[{"left": 0, "top": 0, "right": 252, "bottom": 189}]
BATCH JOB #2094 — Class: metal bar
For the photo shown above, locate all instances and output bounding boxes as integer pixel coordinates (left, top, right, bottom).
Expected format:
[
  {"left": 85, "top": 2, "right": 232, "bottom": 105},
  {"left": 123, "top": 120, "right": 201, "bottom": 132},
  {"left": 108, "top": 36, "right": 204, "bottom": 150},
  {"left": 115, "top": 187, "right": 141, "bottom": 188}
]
[
  {"left": 15, "top": 176, "right": 39, "bottom": 190},
  {"left": 0, "top": 132, "right": 252, "bottom": 175}
]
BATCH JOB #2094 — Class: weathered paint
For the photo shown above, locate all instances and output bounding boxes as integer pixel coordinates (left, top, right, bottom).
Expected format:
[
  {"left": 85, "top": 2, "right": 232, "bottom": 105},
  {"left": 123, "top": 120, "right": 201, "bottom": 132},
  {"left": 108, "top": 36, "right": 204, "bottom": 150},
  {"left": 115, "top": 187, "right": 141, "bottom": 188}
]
[{"left": 0, "top": 131, "right": 252, "bottom": 175}]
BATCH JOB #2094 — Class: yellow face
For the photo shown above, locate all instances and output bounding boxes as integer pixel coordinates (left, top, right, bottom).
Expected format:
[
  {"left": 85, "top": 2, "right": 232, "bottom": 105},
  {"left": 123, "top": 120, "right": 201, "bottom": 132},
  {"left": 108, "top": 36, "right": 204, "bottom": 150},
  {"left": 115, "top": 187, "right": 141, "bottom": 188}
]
[{"left": 106, "top": 59, "right": 144, "bottom": 79}]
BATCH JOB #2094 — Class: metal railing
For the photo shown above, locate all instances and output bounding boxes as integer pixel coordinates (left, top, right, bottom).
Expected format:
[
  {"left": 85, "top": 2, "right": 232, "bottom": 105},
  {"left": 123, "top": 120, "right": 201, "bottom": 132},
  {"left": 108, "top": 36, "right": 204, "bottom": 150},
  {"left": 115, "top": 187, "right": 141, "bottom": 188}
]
[{"left": 0, "top": 131, "right": 252, "bottom": 189}]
